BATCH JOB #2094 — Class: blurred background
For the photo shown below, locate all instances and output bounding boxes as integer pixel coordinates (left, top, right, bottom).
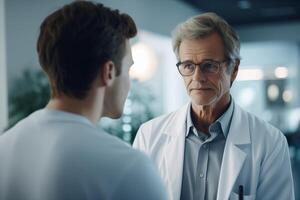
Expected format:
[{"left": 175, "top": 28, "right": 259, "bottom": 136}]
[{"left": 0, "top": 0, "right": 299, "bottom": 198}]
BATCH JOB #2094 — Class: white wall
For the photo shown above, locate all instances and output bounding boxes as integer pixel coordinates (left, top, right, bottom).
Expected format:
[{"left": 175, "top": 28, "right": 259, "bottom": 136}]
[
  {"left": 0, "top": 0, "right": 8, "bottom": 131},
  {"left": 98, "top": 0, "right": 199, "bottom": 36},
  {"left": 134, "top": 30, "right": 188, "bottom": 114},
  {"left": 236, "top": 21, "right": 300, "bottom": 42},
  {"left": 5, "top": 0, "right": 198, "bottom": 88},
  {"left": 5, "top": 0, "right": 71, "bottom": 88}
]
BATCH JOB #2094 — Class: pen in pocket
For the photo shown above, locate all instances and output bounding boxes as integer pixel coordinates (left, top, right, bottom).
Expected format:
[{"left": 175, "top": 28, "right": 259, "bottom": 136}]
[{"left": 239, "top": 185, "right": 244, "bottom": 200}]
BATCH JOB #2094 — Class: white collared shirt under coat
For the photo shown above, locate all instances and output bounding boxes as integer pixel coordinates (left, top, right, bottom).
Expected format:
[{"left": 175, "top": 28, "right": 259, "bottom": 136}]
[{"left": 133, "top": 101, "right": 295, "bottom": 200}]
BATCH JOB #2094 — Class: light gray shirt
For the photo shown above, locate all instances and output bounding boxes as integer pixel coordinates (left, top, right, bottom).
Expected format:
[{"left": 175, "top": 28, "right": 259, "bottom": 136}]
[
  {"left": 0, "top": 109, "right": 166, "bottom": 200},
  {"left": 180, "top": 99, "right": 234, "bottom": 200}
]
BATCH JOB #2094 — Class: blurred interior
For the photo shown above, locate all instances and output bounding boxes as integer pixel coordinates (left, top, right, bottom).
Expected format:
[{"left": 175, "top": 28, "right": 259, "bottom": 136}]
[{"left": 0, "top": 0, "right": 299, "bottom": 198}]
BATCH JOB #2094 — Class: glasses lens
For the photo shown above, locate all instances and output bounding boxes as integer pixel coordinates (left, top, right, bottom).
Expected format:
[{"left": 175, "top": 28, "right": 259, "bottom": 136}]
[
  {"left": 201, "top": 61, "right": 219, "bottom": 74},
  {"left": 179, "top": 62, "right": 195, "bottom": 75}
]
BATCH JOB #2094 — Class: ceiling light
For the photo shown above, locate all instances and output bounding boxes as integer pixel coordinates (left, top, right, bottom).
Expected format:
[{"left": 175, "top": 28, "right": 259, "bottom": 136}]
[
  {"left": 267, "top": 84, "right": 279, "bottom": 101},
  {"left": 282, "top": 89, "right": 293, "bottom": 103},
  {"left": 238, "top": 0, "right": 251, "bottom": 10},
  {"left": 130, "top": 42, "right": 158, "bottom": 82},
  {"left": 274, "top": 67, "right": 288, "bottom": 79},
  {"left": 236, "top": 69, "right": 264, "bottom": 81}
]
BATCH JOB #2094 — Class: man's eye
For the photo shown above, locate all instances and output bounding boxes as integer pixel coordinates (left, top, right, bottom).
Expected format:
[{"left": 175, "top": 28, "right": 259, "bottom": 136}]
[
  {"left": 184, "top": 63, "right": 194, "bottom": 69},
  {"left": 202, "top": 62, "right": 214, "bottom": 68}
]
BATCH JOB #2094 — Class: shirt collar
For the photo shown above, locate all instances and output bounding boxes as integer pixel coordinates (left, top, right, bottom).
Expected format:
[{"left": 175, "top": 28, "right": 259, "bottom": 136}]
[
  {"left": 216, "top": 98, "right": 234, "bottom": 138},
  {"left": 186, "top": 104, "right": 195, "bottom": 137},
  {"left": 185, "top": 97, "right": 234, "bottom": 139},
  {"left": 37, "top": 108, "right": 95, "bottom": 127}
]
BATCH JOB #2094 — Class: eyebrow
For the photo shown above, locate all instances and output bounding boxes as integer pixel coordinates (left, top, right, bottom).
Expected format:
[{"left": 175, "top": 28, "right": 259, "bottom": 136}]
[
  {"left": 180, "top": 59, "right": 216, "bottom": 63},
  {"left": 180, "top": 59, "right": 194, "bottom": 63}
]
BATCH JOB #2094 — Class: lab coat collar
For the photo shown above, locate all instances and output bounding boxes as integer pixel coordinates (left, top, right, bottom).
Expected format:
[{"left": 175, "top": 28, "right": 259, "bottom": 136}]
[
  {"left": 161, "top": 103, "right": 188, "bottom": 199},
  {"left": 217, "top": 103, "right": 251, "bottom": 200},
  {"left": 163, "top": 100, "right": 250, "bottom": 144},
  {"left": 162, "top": 101, "right": 251, "bottom": 200},
  {"left": 163, "top": 103, "right": 189, "bottom": 138}
]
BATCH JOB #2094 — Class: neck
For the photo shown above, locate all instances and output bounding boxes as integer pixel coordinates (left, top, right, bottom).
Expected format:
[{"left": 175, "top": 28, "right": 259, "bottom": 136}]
[
  {"left": 46, "top": 91, "right": 104, "bottom": 124},
  {"left": 191, "top": 94, "right": 231, "bottom": 133}
]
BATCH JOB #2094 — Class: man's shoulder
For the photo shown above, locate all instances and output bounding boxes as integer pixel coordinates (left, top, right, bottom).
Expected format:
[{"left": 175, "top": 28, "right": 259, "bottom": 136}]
[
  {"left": 1, "top": 110, "right": 41, "bottom": 138},
  {"left": 49, "top": 127, "right": 151, "bottom": 184},
  {"left": 235, "top": 104, "right": 286, "bottom": 143},
  {"left": 58, "top": 132, "right": 161, "bottom": 199},
  {"left": 61, "top": 127, "right": 138, "bottom": 160},
  {"left": 3, "top": 109, "right": 143, "bottom": 166},
  {"left": 133, "top": 104, "right": 188, "bottom": 152},
  {"left": 111, "top": 149, "right": 167, "bottom": 200},
  {"left": 139, "top": 104, "right": 188, "bottom": 133}
]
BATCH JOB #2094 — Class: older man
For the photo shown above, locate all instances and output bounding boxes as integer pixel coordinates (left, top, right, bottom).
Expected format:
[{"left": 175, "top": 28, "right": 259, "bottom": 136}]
[{"left": 133, "top": 13, "right": 294, "bottom": 200}]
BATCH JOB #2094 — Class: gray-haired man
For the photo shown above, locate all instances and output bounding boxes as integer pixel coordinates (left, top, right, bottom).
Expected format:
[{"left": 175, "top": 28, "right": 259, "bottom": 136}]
[{"left": 134, "top": 13, "right": 294, "bottom": 200}]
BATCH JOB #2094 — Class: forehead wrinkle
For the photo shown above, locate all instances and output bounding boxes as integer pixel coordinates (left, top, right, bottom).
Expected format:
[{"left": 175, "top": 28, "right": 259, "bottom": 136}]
[
  {"left": 181, "top": 48, "right": 217, "bottom": 63},
  {"left": 179, "top": 34, "right": 225, "bottom": 62}
]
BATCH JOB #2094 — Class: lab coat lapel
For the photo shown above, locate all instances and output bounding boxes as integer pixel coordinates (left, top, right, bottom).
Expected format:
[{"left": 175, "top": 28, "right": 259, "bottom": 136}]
[
  {"left": 217, "top": 103, "right": 251, "bottom": 200},
  {"left": 162, "top": 104, "right": 189, "bottom": 200}
]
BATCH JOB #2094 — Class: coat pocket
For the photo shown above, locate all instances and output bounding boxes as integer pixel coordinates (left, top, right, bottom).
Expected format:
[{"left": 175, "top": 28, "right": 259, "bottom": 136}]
[{"left": 229, "top": 192, "right": 256, "bottom": 200}]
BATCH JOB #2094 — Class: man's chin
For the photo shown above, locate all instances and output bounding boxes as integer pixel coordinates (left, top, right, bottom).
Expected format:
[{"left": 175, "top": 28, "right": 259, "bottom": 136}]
[{"left": 191, "top": 97, "right": 216, "bottom": 106}]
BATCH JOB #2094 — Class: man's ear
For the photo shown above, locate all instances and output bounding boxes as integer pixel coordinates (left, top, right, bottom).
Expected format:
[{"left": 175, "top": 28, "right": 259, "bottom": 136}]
[
  {"left": 231, "top": 59, "right": 240, "bottom": 82},
  {"left": 99, "top": 61, "right": 115, "bottom": 86},
  {"left": 230, "top": 59, "right": 240, "bottom": 87}
]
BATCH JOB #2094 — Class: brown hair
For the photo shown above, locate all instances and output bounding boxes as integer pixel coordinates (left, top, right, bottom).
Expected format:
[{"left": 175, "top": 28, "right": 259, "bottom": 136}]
[{"left": 37, "top": 1, "right": 137, "bottom": 99}]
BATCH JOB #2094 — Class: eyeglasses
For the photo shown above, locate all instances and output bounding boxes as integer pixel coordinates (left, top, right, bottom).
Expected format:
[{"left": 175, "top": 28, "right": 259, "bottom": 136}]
[{"left": 176, "top": 59, "right": 228, "bottom": 76}]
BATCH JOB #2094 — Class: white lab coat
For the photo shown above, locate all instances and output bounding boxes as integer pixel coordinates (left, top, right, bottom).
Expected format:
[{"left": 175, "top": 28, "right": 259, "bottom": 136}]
[{"left": 133, "top": 102, "right": 295, "bottom": 200}]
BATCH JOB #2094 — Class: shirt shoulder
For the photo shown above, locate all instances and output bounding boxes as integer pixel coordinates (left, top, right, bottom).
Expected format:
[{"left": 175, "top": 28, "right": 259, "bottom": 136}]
[
  {"left": 139, "top": 104, "right": 189, "bottom": 136},
  {"left": 111, "top": 151, "right": 167, "bottom": 200},
  {"left": 236, "top": 105, "right": 287, "bottom": 158},
  {"left": 242, "top": 107, "right": 285, "bottom": 141}
]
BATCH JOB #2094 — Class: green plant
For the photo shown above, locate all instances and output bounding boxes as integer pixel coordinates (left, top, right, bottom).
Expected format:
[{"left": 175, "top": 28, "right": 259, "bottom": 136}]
[
  {"left": 8, "top": 69, "right": 156, "bottom": 144},
  {"left": 8, "top": 68, "right": 50, "bottom": 129},
  {"left": 100, "top": 80, "right": 156, "bottom": 143}
]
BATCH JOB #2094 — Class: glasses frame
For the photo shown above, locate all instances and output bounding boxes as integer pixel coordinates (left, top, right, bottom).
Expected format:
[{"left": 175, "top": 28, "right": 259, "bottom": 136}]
[{"left": 176, "top": 59, "right": 229, "bottom": 76}]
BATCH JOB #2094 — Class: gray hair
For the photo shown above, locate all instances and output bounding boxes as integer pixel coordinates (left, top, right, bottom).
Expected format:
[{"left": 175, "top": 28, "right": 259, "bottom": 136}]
[{"left": 172, "top": 12, "right": 241, "bottom": 69}]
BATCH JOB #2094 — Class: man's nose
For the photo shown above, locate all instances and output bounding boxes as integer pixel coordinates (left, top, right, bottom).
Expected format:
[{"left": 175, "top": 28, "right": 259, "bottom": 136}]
[{"left": 192, "top": 65, "right": 207, "bottom": 81}]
